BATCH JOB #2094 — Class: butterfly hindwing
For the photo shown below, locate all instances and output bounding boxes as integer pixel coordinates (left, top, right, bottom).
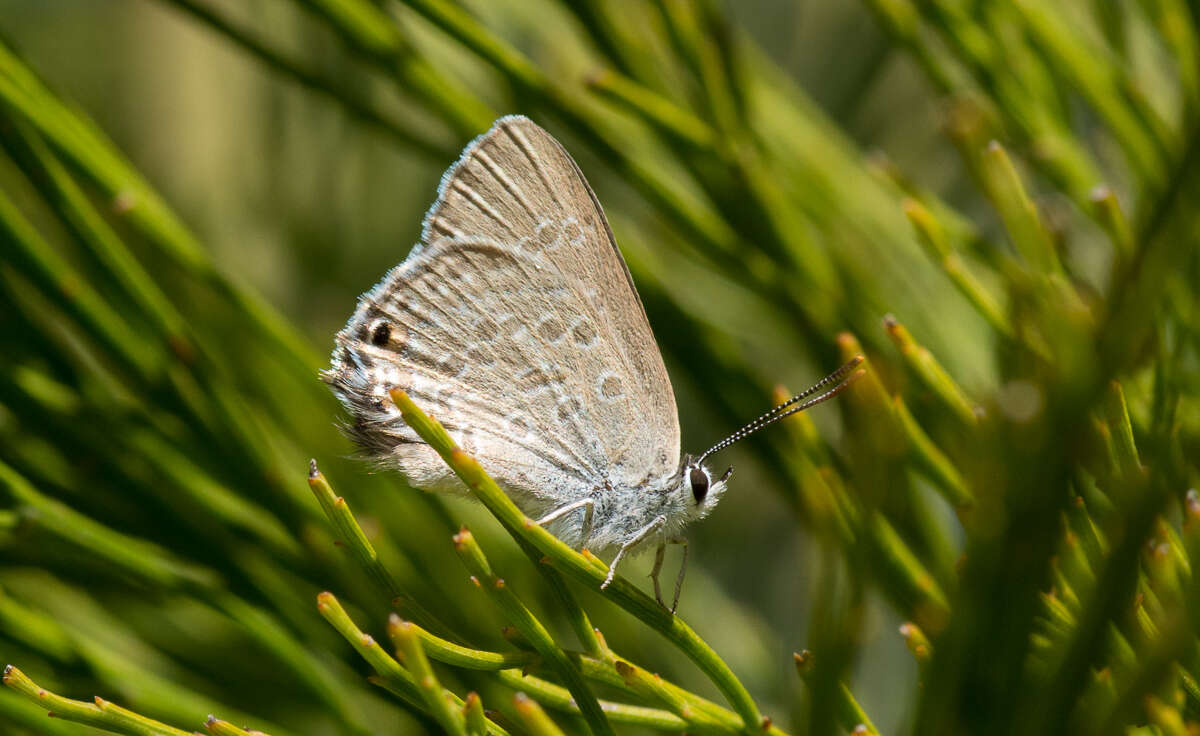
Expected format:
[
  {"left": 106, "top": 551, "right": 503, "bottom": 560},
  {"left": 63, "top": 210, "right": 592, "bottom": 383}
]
[{"left": 326, "top": 116, "right": 680, "bottom": 514}]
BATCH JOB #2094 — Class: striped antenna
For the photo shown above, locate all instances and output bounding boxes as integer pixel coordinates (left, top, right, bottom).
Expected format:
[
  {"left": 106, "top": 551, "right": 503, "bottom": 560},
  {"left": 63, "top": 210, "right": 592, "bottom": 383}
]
[{"left": 696, "top": 356, "right": 865, "bottom": 464}]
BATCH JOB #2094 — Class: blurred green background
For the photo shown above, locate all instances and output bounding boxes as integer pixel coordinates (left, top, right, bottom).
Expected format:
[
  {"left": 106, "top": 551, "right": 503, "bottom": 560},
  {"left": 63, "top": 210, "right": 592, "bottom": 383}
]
[{"left": 0, "top": 1, "right": 1196, "bottom": 735}]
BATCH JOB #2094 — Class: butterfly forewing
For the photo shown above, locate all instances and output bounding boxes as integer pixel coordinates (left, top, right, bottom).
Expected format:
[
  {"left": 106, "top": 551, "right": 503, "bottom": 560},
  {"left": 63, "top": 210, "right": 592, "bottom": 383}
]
[{"left": 327, "top": 116, "right": 680, "bottom": 512}]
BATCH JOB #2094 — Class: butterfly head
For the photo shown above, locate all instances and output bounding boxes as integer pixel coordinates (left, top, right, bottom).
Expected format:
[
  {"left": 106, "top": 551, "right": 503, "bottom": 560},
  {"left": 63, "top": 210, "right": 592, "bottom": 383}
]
[{"left": 676, "top": 457, "right": 733, "bottom": 522}]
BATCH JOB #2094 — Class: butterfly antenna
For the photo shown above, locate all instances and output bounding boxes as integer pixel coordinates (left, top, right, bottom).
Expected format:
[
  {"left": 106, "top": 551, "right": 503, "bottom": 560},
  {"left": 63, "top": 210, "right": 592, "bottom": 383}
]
[{"left": 697, "top": 355, "right": 866, "bottom": 464}]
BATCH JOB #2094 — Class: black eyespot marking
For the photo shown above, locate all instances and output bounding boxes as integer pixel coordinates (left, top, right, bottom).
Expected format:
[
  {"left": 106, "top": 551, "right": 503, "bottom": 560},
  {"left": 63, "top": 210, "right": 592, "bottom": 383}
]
[
  {"left": 370, "top": 322, "right": 391, "bottom": 347},
  {"left": 689, "top": 467, "right": 709, "bottom": 504}
]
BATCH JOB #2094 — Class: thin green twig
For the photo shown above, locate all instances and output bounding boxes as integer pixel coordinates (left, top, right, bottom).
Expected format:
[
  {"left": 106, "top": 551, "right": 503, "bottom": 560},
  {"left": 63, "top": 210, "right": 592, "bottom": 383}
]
[
  {"left": 2, "top": 665, "right": 195, "bottom": 736},
  {"left": 452, "top": 528, "right": 614, "bottom": 736}
]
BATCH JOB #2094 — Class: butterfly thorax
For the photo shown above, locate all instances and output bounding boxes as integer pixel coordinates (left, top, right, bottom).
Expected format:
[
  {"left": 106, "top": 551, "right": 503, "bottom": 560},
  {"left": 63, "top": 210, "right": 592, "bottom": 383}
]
[{"left": 543, "top": 458, "right": 729, "bottom": 555}]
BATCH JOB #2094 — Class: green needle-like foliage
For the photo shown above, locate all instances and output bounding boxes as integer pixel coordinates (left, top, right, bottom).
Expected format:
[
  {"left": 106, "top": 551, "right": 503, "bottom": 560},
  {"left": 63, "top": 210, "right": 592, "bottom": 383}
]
[{"left": 0, "top": 1, "right": 1198, "bottom": 734}]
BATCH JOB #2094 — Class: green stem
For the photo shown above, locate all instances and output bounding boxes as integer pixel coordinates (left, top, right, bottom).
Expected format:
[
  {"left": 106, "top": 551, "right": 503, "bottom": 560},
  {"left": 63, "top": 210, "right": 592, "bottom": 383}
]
[
  {"left": 882, "top": 314, "right": 980, "bottom": 428},
  {"left": 3, "top": 665, "right": 194, "bottom": 736},
  {"left": 391, "top": 618, "right": 469, "bottom": 736},
  {"left": 0, "top": 459, "right": 220, "bottom": 590},
  {"left": 511, "top": 692, "right": 567, "bottom": 736},
  {"left": 462, "top": 693, "right": 489, "bottom": 736},
  {"left": 793, "top": 652, "right": 880, "bottom": 735},
  {"left": 978, "top": 141, "right": 1062, "bottom": 276},
  {"left": 585, "top": 68, "right": 717, "bottom": 150},
  {"left": 0, "top": 184, "right": 158, "bottom": 382},
  {"left": 204, "top": 716, "right": 273, "bottom": 736},
  {"left": 499, "top": 670, "right": 690, "bottom": 732},
  {"left": 612, "top": 659, "right": 734, "bottom": 734},
  {"left": 307, "top": 460, "right": 444, "bottom": 633},
  {"left": 388, "top": 615, "right": 537, "bottom": 670},
  {"left": 317, "top": 591, "right": 511, "bottom": 736},
  {"left": 452, "top": 529, "right": 614, "bottom": 736},
  {"left": 296, "top": 0, "right": 495, "bottom": 136}
]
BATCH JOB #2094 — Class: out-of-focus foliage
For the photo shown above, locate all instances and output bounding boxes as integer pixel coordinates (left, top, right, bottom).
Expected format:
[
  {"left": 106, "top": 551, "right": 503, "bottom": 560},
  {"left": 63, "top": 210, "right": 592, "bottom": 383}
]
[{"left": 0, "top": 0, "right": 1197, "bottom": 734}]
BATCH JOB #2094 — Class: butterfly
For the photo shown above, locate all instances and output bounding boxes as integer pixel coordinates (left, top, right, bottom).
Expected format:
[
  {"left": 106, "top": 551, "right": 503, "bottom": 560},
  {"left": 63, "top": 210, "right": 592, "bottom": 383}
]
[{"left": 324, "top": 116, "right": 861, "bottom": 611}]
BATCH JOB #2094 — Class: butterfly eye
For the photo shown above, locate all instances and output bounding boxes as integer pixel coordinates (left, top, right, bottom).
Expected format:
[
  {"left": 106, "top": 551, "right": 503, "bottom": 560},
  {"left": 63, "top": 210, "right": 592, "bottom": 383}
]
[
  {"left": 370, "top": 322, "right": 392, "bottom": 347},
  {"left": 689, "top": 467, "right": 709, "bottom": 504}
]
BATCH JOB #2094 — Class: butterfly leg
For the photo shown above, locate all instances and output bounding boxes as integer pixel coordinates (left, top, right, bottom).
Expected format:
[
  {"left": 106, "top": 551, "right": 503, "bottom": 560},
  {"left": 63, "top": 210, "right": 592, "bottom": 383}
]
[
  {"left": 601, "top": 515, "right": 666, "bottom": 591},
  {"left": 534, "top": 499, "right": 594, "bottom": 550},
  {"left": 651, "top": 537, "right": 689, "bottom": 614}
]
